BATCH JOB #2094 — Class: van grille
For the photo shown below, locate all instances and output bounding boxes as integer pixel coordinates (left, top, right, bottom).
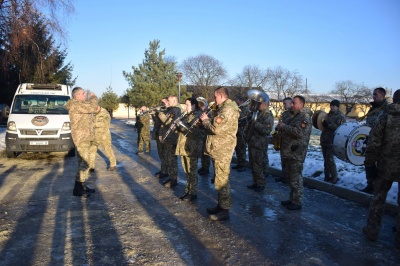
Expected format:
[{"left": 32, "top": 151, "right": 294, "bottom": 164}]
[
  {"left": 20, "top": 130, "right": 58, "bottom": 136},
  {"left": 20, "top": 144, "right": 57, "bottom": 151}
]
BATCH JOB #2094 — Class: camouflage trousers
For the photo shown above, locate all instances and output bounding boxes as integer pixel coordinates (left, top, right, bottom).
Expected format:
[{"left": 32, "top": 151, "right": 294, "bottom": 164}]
[
  {"left": 76, "top": 141, "right": 93, "bottom": 182},
  {"left": 89, "top": 130, "right": 116, "bottom": 169},
  {"left": 162, "top": 142, "right": 178, "bottom": 180},
  {"left": 365, "top": 165, "right": 378, "bottom": 186},
  {"left": 366, "top": 178, "right": 400, "bottom": 244},
  {"left": 201, "top": 154, "right": 211, "bottom": 171},
  {"left": 249, "top": 146, "right": 266, "bottom": 187},
  {"left": 264, "top": 147, "right": 269, "bottom": 175},
  {"left": 234, "top": 132, "right": 247, "bottom": 166},
  {"left": 181, "top": 156, "right": 199, "bottom": 195},
  {"left": 322, "top": 146, "right": 337, "bottom": 181},
  {"left": 200, "top": 138, "right": 211, "bottom": 171},
  {"left": 212, "top": 158, "right": 232, "bottom": 210},
  {"left": 157, "top": 139, "right": 168, "bottom": 174},
  {"left": 280, "top": 151, "right": 289, "bottom": 182},
  {"left": 282, "top": 158, "right": 304, "bottom": 205},
  {"left": 137, "top": 133, "right": 150, "bottom": 152}
]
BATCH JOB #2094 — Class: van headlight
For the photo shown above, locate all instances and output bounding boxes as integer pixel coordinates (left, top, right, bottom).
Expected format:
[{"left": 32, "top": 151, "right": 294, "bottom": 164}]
[
  {"left": 7, "top": 121, "right": 17, "bottom": 131},
  {"left": 62, "top": 122, "right": 71, "bottom": 131}
]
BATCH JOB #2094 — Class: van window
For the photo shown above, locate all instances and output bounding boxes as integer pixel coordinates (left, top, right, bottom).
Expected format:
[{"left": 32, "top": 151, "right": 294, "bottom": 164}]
[{"left": 11, "top": 95, "right": 70, "bottom": 115}]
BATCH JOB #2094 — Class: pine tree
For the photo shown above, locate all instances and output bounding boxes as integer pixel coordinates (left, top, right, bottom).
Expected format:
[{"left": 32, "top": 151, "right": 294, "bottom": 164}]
[
  {"left": 98, "top": 86, "right": 120, "bottom": 117},
  {"left": 123, "top": 40, "right": 179, "bottom": 108}
]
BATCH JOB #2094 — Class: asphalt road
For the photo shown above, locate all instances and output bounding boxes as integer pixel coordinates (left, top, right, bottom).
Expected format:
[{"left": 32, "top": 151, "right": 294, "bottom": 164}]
[{"left": 0, "top": 119, "right": 399, "bottom": 265}]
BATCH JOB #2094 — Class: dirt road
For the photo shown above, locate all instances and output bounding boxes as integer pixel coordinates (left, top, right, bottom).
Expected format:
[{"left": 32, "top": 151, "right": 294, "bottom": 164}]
[{"left": 0, "top": 119, "right": 399, "bottom": 265}]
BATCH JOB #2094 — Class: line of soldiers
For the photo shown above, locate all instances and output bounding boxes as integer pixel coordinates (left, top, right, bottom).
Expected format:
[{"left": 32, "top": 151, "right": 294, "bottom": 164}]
[{"left": 142, "top": 87, "right": 317, "bottom": 220}]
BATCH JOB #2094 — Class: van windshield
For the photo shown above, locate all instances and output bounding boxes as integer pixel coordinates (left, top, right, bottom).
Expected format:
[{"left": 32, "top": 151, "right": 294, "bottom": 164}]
[{"left": 11, "top": 95, "right": 70, "bottom": 115}]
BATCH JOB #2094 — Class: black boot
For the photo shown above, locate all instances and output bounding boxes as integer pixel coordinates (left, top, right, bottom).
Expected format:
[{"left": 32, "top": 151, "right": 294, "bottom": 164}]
[
  {"left": 360, "top": 184, "right": 374, "bottom": 194},
  {"left": 73, "top": 181, "right": 90, "bottom": 198},
  {"left": 247, "top": 184, "right": 257, "bottom": 189},
  {"left": 209, "top": 208, "right": 230, "bottom": 221},
  {"left": 82, "top": 182, "right": 96, "bottom": 193},
  {"left": 206, "top": 205, "right": 221, "bottom": 214}
]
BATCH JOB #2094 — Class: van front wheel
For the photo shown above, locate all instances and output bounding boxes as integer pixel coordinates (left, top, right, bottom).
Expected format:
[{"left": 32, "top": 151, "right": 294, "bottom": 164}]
[{"left": 6, "top": 150, "right": 17, "bottom": 158}]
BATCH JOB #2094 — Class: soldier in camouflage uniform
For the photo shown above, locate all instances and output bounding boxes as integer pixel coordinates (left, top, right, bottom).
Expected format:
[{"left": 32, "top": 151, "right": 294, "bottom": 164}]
[
  {"left": 363, "top": 90, "right": 400, "bottom": 249},
  {"left": 361, "top": 87, "right": 389, "bottom": 194},
  {"left": 246, "top": 99, "right": 274, "bottom": 192},
  {"left": 175, "top": 98, "right": 205, "bottom": 202},
  {"left": 65, "top": 87, "right": 98, "bottom": 198},
  {"left": 320, "top": 100, "right": 346, "bottom": 184},
  {"left": 201, "top": 87, "right": 239, "bottom": 221},
  {"left": 277, "top": 95, "right": 312, "bottom": 210},
  {"left": 88, "top": 106, "right": 117, "bottom": 171},
  {"left": 135, "top": 106, "right": 151, "bottom": 154},
  {"left": 233, "top": 96, "right": 250, "bottom": 172},
  {"left": 158, "top": 95, "right": 182, "bottom": 187},
  {"left": 153, "top": 98, "right": 169, "bottom": 177},
  {"left": 275, "top": 97, "right": 293, "bottom": 183}
]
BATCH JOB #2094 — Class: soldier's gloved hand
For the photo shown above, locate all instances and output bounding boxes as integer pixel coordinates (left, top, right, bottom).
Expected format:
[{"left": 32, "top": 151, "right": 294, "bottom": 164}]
[{"left": 322, "top": 120, "right": 329, "bottom": 127}]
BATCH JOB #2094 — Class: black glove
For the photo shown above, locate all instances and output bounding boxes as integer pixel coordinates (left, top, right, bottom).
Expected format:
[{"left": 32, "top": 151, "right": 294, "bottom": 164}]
[{"left": 322, "top": 120, "right": 329, "bottom": 127}]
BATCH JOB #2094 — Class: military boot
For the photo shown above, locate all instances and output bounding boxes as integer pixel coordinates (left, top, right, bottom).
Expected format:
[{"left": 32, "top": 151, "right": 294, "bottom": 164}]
[
  {"left": 82, "top": 182, "right": 96, "bottom": 193},
  {"left": 360, "top": 184, "right": 374, "bottom": 194},
  {"left": 73, "top": 181, "right": 90, "bottom": 198},
  {"left": 209, "top": 208, "right": 230, "bottom": 221},
  {"left": 363, "top": 226, "right": 378, "bottom": 242},
  {"left": 206, "top": 205, "right": 221, "bottom": 214}
]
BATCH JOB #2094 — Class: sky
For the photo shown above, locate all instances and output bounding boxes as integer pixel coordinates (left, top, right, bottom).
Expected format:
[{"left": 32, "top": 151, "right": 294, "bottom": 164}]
[
  {"left": 65, "top": 0, "right": 400, "bottom": 98},
  {"left": 2, "top": 125, "right": 396, "bottom": 204}
]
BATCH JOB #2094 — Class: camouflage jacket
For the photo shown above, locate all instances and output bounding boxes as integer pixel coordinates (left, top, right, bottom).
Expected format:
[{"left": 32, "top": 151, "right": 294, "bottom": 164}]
[
  {"left": 158, "top": 104, "right": 182, "bottom": 144},
  {"left": 279, "top": 107, "right": 312, "bottom": 162},
  {"left": 175, "top": 109, "right": 205, "bottom": 157},
  {"left": 320, "top": 110, "right": 346, "bottom": 147},
  {"left": 281, "top": 109, "right": 292, "bottom": 124},
  {"left": 203, "top": 99, "right": 239, "bottom": 159},
  {"left": 365, "top": 99, "right": 388, "bottom": 127},
  {"left": 94, "top": 108, "right": 111, "bottom": 133},
  {"left": 237, "top": 105, "right": 250, "bottom": 135},
  {"left": 135, "top": 113, "right": 151, "bottom": 135},
  {"left": 364, "top": 103, "right": 400, "bottom": 180},
  {"left": 65, "top": 95, "right": 98, "bottom": 146},
  {"left": 247, "top": 109, "right": 274, "bottom": 150}
]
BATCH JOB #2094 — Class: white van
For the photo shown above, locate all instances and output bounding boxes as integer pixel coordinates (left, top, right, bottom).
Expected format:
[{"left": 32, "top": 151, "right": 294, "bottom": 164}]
[{"left": 5, "top": 83, "right": 75, "bottom": 158}]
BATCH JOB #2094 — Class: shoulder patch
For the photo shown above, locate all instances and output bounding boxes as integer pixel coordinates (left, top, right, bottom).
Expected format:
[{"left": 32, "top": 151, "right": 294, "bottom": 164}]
[
  {"left": 301, "top": 120, "right": 307, "bottom": 128},
  {"left": 216, "top": 115, "right": 224, "bottom": 125}
]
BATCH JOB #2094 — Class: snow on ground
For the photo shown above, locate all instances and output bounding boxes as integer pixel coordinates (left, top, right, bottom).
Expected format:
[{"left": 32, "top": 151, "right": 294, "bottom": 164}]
[{"left": 0, "top": 122, "right": 397, "bottom": 205}]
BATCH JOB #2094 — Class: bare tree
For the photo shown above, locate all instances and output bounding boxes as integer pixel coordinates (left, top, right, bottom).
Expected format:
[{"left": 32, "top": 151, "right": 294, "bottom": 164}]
[
  {"left": 179, "top": 54, "right": 227, "bottom": 99},
  {"left": 229, "top": 65, "right": 268, "bottom": 89},
  {"left": 304, "top": 93, "right": 331, "bottom": 113},
  {"left": 1, "top": 0, "right": 74, "bottom": 43},
  {"left": 265, "top": 66, "right": 306, "bottom": 117},
  {"left": 330, "top": 80, "right": 370, "bottom": 116}
]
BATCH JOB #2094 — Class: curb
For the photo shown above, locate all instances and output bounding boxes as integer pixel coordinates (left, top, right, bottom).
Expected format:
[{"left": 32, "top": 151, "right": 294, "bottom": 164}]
[{"left": 269, "top": 167, "right": 399, "bottom": 214}]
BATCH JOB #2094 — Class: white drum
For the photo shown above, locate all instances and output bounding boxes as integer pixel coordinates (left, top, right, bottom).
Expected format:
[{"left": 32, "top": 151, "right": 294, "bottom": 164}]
[{"left": 333, "top": 122, "right": 371, "bottom": 166}]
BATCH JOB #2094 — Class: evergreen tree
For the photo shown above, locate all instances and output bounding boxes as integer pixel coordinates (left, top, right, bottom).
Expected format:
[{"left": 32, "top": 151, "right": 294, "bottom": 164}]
[
  {"left": 98, "top": 86, "right": 120, "bottom": 117},
  {"left": 123, "top": 40, "right": 179, "bottom": 107}
]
